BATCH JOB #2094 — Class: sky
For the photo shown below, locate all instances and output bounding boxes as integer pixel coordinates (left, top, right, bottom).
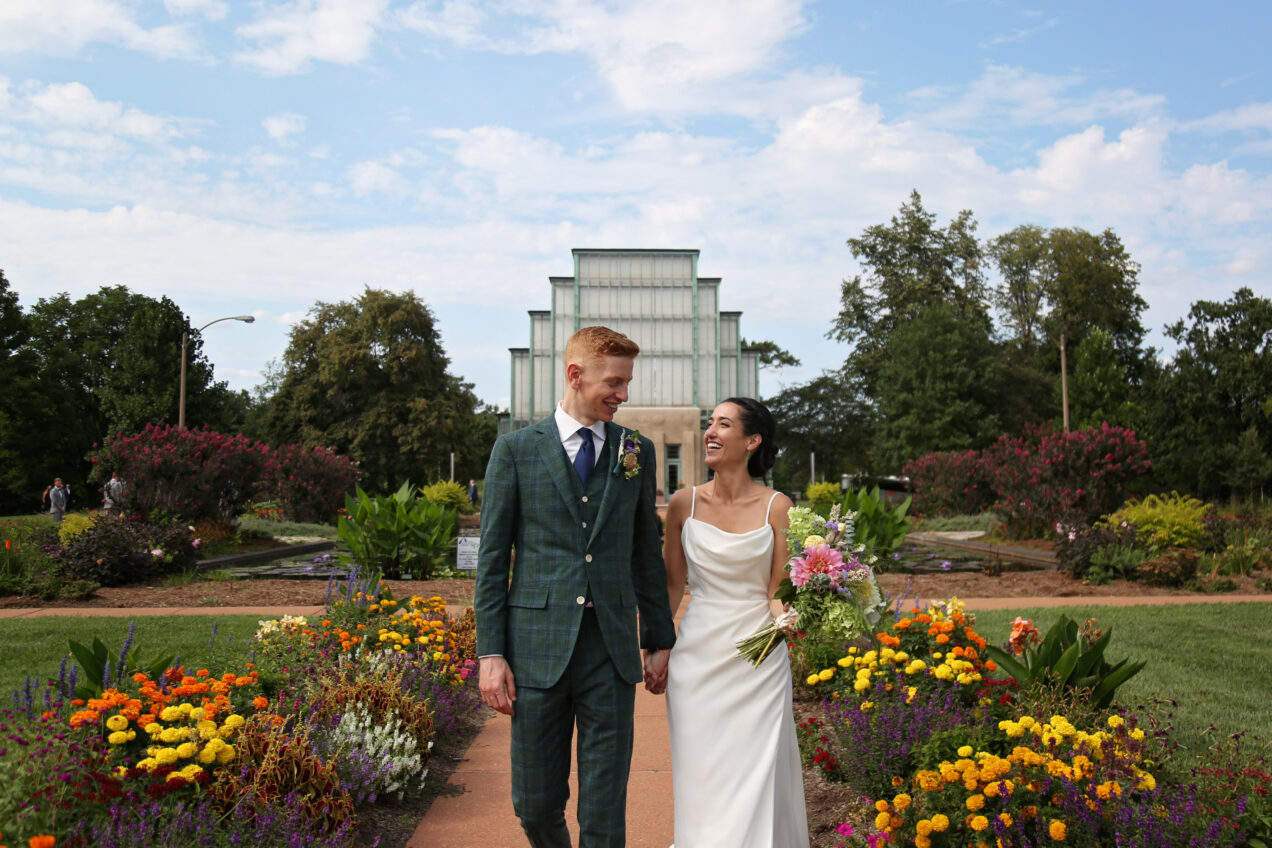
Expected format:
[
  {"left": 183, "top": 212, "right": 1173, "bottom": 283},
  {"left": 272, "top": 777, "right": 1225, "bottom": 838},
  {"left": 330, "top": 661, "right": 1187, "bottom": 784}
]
[{"left": 2, "top": 0, "right": 1270, "bottom": 409}]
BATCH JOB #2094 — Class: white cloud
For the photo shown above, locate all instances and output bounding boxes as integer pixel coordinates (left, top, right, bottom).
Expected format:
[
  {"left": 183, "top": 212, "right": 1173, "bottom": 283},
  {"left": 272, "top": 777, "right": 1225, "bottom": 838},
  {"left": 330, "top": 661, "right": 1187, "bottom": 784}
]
[
  {"left": 0, "top": 0, "right": 199, "bottom": 58},
  {"left": 263, "top": 112, "right": 307, "bottom": 143},
  {"left": 401, "top": 0, "right": 810, "bottom": 113},
  {"left": 347, "top": 159, "right": 406, "bottom": 196},
  {"left": 1183, "top": 102, "right": 1272, "bottom": 134},
  {"left": 911, "top": 65, "right": 1165, "bottom": 131},
  {"left": 235, "top": 0, "right": 390, "bottom": 75},
  {"left": 164, "top": 0, "right": 228, "bottom": 20}
]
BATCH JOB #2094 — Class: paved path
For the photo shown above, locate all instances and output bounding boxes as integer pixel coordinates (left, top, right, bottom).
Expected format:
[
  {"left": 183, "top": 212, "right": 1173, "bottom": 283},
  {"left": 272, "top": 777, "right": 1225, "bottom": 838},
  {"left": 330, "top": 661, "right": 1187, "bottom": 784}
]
[{"left": 5, "top": 593, "right": 1268, "bottom": 847}]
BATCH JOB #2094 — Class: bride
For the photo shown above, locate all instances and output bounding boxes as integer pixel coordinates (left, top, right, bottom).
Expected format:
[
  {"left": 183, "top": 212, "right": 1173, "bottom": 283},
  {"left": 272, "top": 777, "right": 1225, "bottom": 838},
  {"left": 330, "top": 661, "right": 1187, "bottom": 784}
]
[{"left": 649, "top": 397, "right": 809, "bottom": 848}]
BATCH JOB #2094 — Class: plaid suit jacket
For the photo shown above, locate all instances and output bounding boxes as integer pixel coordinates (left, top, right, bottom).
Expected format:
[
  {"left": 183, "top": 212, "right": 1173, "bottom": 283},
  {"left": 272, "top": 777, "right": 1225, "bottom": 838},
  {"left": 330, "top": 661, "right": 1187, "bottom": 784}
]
[{"left": 475, "top": 415, "right": 677, "bottom": 688}]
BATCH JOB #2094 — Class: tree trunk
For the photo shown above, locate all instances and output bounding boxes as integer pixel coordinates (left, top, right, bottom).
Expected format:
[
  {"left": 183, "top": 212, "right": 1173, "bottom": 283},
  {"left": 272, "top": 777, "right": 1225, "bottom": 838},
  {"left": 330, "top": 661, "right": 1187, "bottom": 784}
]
[{"left": 1059, "top": 332, "right": 1070, "bottom": 432}]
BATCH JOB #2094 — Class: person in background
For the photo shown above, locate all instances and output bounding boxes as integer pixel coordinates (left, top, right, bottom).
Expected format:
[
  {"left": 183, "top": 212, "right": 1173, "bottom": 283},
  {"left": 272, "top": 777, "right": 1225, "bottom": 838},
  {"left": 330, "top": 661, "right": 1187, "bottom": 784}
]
[{"left": 49, "top": 478, "right": 69, "bottom": 522}]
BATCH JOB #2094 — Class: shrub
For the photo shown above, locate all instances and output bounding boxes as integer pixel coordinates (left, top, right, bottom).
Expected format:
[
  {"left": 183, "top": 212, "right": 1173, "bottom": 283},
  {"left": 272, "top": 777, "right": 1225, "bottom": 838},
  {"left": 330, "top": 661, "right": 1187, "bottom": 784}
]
[
  {"left": 421, "top": 480, "right": 475, "bottom": 515},
  {"left": 902, "top": 449, "right": 994, "bottom": 517},
  {"left": 263, "top": 444, "right": 360, "bottom": 524},
  {"left": 57, "top": 512, "right": 96, "bottom": 543},
  {"left": 1103, "top": 491, "right": 1212, "bottom": 549},
  {"left": 806, "top": 481, "right": 840, "bottom": 513},
  {"left": 1054, "top": 521, "right": 1139, "bottom": 580},
  {"left": 984, "top": 423, "right": 1152, "bottom": 538},
  {"left": 1136, "top": 547, "right": 1199, "bottom": 587},
  {"left": 55, "top": 516, "right": 197, "bottom": 586},
  {"left": 92, "top": 424, "right": 268, "bottom": 522}
]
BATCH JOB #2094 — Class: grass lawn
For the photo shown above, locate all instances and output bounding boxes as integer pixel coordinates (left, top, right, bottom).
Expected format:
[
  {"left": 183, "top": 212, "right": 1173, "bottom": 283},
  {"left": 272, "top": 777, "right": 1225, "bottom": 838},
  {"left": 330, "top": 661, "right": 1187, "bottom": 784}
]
[
  {"left": 974, "top": 603, "right": 1272, "bottom": 750},
  {"left": 0, "top": 615, "right": 263, "bottom": 703}
]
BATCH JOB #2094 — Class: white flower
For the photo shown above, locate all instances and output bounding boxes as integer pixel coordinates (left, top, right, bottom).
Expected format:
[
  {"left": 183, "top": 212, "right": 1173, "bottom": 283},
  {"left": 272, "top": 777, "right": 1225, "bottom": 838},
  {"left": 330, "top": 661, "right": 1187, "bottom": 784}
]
[{"left": 150, "top": 548, "right": 163, "bottom": 557}]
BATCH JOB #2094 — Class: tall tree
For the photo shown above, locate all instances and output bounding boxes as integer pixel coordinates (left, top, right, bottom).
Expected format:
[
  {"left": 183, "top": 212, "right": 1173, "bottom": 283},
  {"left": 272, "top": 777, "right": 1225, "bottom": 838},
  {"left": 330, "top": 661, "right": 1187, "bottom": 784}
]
[
  {"left": 0, "top": 270, "right": 50, "bottom": 512},
  {"left": 1142, "top": 287, "right": 1272, "bottom": 500},
  {"left": 874, "top": 302, "right": 1006, "bottom": 470},
  {"left": 988, "top": 225, "right": 1147, "bottom": 429},
  {"left": 1070, "top": 327, "right": 1137, "bottom": 429},
  {"left": 831, "top": 190, "right": 988, "bottom": 397},
  {"left": 18, "top": 285, "right": 241, "bottom": 507},
  {"left": 258, "top": 288, "right": 483, "bottom": 492},
  {"left": 765, "top": 372, "right": 874, "bottom": 491}
]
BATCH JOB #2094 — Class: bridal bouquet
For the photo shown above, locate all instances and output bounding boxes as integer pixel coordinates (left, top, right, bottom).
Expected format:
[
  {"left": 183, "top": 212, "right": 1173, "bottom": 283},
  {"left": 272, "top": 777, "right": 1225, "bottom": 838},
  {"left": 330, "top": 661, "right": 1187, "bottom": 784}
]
[{"left": 735, "top": 503, "right": 884, "bottom": 667}]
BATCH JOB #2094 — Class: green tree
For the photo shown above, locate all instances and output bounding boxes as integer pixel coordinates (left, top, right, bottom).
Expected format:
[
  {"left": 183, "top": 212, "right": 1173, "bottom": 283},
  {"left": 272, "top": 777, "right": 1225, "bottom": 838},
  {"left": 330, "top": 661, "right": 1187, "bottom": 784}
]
[
  {"left": 741, "top": 338, "right": 801, "bottom": 370},
  {"left": 874, "top": 302, "right": 1005, "bottom": 470},
  {"left": 831, "top": 190, "right": 988, "bottom": 397},
  {"left": 1143, "top": 287, "right": 1272, "bottom": 499},
  {"left": 1222, "top": 427, "right": 1272, "bottom": 504},
  {"left": 1070, "top": 327, "right": 1138, "bottom": 429},
  {"left": 0, "top": 270, "right": 50, "bottom": 512},
  {"left": 765, "top": 372, "right": 874, "bottom": 492},
  {"left": 987, "top": 223, "right": 1050, "bottom": 352},
  {"left": 258, "top": 288, "right": 484, "bottom": 493}
]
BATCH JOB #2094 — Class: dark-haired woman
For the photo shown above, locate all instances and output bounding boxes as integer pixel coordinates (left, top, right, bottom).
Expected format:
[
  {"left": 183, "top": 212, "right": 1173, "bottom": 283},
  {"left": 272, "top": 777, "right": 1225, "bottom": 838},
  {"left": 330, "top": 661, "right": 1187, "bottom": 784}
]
[{"left": 653, "top": 397, "right": 809, "bottom": 847}]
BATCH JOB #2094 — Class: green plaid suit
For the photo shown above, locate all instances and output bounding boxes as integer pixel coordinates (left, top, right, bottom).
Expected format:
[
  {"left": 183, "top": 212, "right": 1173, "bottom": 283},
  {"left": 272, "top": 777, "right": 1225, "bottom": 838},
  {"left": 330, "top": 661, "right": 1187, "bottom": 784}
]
[{"left": 476, "top": 415, "right": 676, "bottom": 847}]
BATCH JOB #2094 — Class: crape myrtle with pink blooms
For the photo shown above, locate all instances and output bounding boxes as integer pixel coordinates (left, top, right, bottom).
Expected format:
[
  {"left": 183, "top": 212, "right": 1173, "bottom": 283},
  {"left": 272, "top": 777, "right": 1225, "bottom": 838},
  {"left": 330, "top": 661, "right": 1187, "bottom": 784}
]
[
  {"left": 903, "top": 422, "right": 1151, "bottom": 536},
  {"left": 90, "top": 423, "right": 359, "bottom": 524}
]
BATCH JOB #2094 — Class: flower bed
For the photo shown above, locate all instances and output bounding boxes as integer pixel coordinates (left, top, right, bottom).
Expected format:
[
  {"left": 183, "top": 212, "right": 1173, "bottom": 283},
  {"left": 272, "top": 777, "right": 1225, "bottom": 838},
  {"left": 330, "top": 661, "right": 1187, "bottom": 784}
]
[
  {"left": 800, "top": 598, "right": 1271, "bottom": 847},
  {"left": 0, "top": 578, "right": 479, "bottom": 847}
]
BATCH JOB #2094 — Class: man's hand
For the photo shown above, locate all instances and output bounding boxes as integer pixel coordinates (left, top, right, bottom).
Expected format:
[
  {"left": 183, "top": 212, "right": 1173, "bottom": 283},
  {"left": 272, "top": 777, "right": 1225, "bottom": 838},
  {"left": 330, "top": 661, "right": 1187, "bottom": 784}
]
[
  {"left": 479, "top": 656, "right": 518, "bottom": 716},
  {"left": 642, "top": 648, "right": 670, "bottom": 695}
]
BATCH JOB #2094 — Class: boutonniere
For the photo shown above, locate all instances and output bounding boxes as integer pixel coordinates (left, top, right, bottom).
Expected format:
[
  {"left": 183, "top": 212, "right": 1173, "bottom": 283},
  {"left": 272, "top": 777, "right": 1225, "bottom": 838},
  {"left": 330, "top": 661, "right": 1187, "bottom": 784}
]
[{"left": 613, "top": 429, "right": 642, "bottom": 479}]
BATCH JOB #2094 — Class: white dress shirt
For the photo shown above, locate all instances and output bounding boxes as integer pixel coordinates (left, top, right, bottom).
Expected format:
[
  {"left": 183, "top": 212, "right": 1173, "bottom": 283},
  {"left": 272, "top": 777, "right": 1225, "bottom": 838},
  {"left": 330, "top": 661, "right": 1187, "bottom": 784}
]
[{"left": 555, "top": 404, "right": 607, "bottom": 464}]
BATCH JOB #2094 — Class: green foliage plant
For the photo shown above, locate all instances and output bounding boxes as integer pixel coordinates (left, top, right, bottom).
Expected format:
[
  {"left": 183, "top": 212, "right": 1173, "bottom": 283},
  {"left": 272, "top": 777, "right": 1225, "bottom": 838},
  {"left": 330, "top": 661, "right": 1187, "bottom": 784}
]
[
  {"left": 806, "top": 481, "right": 840, "bottom": 513},
  {"left": 840, "top": 485, "right": 911, "bottom": 558},
  {"left": 56, "top": 512, "right": 96, "bottom": 543},
  {"left": 984, "top": 614, "right": 1146, "bottom": 710},
  {"left": 67, "top": 630, "right": 174, "bottom": 700},
  {"left": 337, "top": 482, "right": 458, "bottom": 580},
  {"left": 1084, "top": 543, "right": 1147, "bottom": 585},
  {"left": 1103, "top": 491, "right": 1211, "bottom": 549},
  {"left": 1054, "top": 521, "right": 1139, "bottom": 581},
  {"left": 421, "top": 479, "right": 475, "bottom": 515}
]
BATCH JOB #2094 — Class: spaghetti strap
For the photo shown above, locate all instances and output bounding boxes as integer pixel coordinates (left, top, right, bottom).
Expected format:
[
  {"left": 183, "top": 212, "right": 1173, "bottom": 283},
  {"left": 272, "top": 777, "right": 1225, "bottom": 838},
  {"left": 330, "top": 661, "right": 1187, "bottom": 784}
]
[
  {"left": 690, "top": 486, "right": 697, "bottom": 519},
  {"left": 763, "top": 491, "right": 780, "bottom": 524}
]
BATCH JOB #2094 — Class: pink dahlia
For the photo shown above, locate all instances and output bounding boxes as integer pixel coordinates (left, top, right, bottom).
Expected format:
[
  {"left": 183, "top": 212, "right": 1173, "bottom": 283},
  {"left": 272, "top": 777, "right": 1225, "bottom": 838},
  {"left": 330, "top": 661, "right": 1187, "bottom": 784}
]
[{"left": 789, "top": 543, "right": 845, "bottom": 588}]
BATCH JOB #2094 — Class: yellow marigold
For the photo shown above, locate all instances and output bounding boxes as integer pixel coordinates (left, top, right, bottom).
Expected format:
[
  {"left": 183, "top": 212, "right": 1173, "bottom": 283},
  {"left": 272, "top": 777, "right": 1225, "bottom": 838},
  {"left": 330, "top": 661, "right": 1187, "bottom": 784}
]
[
  {"left": 957, "top": 745, "right": 974, "bottom": 757},
  {"left": 916, "top": 819, "right": 933, "bottom": 836},
  {"left": 222, "top": 714, "right": 245, "bottom": 729},
  {"left": 805, "top": 674, "right": 820, "bottom": 686},
  {"left": 1049, "top": 819, "right": 1067, "bottom": 840},
  {"left": 1107, "top": 715, "right": 1125, "bottom": 728},
  {"left": 176, "top": 742, "right": 197, "bottom": 759},
  {"left": 106, "top": 714, "right": 129, "bottom": 731},
  {"left": 154, "top": 747, "right": 179, "bottom": 765},
  {"left": 930, "top": 813, "right": 950, "bottom": 832},
  {"left": 874, "top": 811, "right": 891, "bottom": 831},
  {"left": 969, "top": 815, "right": 989, "bottom": 831},
  {"left": 159, "top": 706, "right": 182, "bottom": 722},
  {"left": 108, "top": 730, "right": 130, "bottom": 745},
  {"left": 914, "top": 837, "right": 931, "bottom": 848},
  {"left": 874, "top": 799, "right": 891, "bottom": 812},
  {"left": 1129, "top": 728, "right": 1145, "bottom": 741},
  {"left": 966, "top": 794, "right": 985, "bottom": 811},
  {"left": 917, "top": 771, "right": 942, "bottom": 792},
  {"left": 892, "top": 793, "right": 911, "bottom": 811},
  {"left": 999, "top": 812, "right": 1014, "bottom": 828},
  {"left": 198, "top": 748, "right": 217, "bottom": 764},
  {"left": 818, "top": 668, "right": 835, "bottom": 682},
  {"left": 159, "top": 727, "right": 184, "bottom": 744}
]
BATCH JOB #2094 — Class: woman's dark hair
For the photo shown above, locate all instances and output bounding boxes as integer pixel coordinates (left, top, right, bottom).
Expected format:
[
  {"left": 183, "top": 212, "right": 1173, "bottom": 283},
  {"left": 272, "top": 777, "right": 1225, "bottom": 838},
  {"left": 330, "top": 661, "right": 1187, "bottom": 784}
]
[{"left": 722, "top": 396, "right": 777, "bottom": 478}]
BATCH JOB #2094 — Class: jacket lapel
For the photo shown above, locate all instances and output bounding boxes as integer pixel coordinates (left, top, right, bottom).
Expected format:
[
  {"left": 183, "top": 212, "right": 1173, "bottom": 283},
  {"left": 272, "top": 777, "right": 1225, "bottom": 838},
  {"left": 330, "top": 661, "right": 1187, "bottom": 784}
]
[
  {"left": 587, "top": 422, "right": 624, "bottom": 548},
  {"left": 534, "top": 416, "right": 583, "bottom": 526}
]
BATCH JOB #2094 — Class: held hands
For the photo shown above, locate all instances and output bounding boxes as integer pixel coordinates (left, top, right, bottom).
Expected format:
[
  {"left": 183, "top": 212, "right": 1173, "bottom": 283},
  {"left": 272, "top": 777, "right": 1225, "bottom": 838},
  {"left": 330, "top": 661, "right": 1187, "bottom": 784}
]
[
  {"left": 478, "top": 656, "right": 517, "bottom": 716},
  {"left": 642, "top": 648, "right": 670, "bottom": 695},
  {"left": 774, "top": 606, "right": 799, "bottom": 635}
]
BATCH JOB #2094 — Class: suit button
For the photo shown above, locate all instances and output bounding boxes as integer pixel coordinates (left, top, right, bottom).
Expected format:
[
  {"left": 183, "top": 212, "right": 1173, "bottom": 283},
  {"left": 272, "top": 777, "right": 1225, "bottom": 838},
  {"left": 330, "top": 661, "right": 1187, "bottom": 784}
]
[
  {"left": 582, "top": 521, "right": 588, "bottom": 528},
  {"left": 576, "top": 596, "right": 586, "bottom": 605},
  {"left": 581, "top": 496, "right": 589, "bottom": 503},
  {"left": 585, "top": 554, "right": 593, "bottom": 562}
]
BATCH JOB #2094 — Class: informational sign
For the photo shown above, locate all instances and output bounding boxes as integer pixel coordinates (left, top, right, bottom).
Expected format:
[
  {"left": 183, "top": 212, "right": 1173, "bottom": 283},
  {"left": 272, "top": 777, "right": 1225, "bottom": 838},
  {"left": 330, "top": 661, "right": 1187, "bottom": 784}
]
[{"left": 457, "top": 535, "right": 479, "bottom": 571}]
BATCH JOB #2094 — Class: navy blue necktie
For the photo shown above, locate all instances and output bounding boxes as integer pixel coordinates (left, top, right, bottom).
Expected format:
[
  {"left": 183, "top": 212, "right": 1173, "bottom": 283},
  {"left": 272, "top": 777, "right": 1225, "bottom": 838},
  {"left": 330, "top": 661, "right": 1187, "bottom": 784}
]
[{"left": 574, "top": 427, "right": 595, "bottom": 485}]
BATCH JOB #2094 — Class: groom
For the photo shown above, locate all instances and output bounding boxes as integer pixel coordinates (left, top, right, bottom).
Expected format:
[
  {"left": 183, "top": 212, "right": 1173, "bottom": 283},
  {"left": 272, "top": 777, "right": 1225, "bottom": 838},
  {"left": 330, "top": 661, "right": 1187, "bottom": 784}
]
[{"left": 476, "top": 325, "right": 677, "bottom": 848}]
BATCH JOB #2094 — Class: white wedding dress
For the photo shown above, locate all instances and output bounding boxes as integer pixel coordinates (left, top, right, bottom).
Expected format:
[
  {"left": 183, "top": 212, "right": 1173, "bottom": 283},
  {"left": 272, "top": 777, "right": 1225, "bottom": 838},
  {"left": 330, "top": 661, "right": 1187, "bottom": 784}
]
[{"left": 666, "top": 489, "right": 809, "bottom": 848}]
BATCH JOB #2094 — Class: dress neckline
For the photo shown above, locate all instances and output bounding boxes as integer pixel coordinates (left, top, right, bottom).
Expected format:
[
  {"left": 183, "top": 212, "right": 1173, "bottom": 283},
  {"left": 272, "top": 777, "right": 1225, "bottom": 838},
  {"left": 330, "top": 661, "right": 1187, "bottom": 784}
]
[{"left": 685, "top": 515, "right": 772, "bottom": 537}]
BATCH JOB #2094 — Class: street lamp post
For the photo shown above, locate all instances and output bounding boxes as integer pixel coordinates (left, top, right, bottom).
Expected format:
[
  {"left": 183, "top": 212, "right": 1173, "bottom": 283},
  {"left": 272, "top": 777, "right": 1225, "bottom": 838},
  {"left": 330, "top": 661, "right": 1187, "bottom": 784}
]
[{"left": 179, "top": 315, "right": 255, "bottom": 428}]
